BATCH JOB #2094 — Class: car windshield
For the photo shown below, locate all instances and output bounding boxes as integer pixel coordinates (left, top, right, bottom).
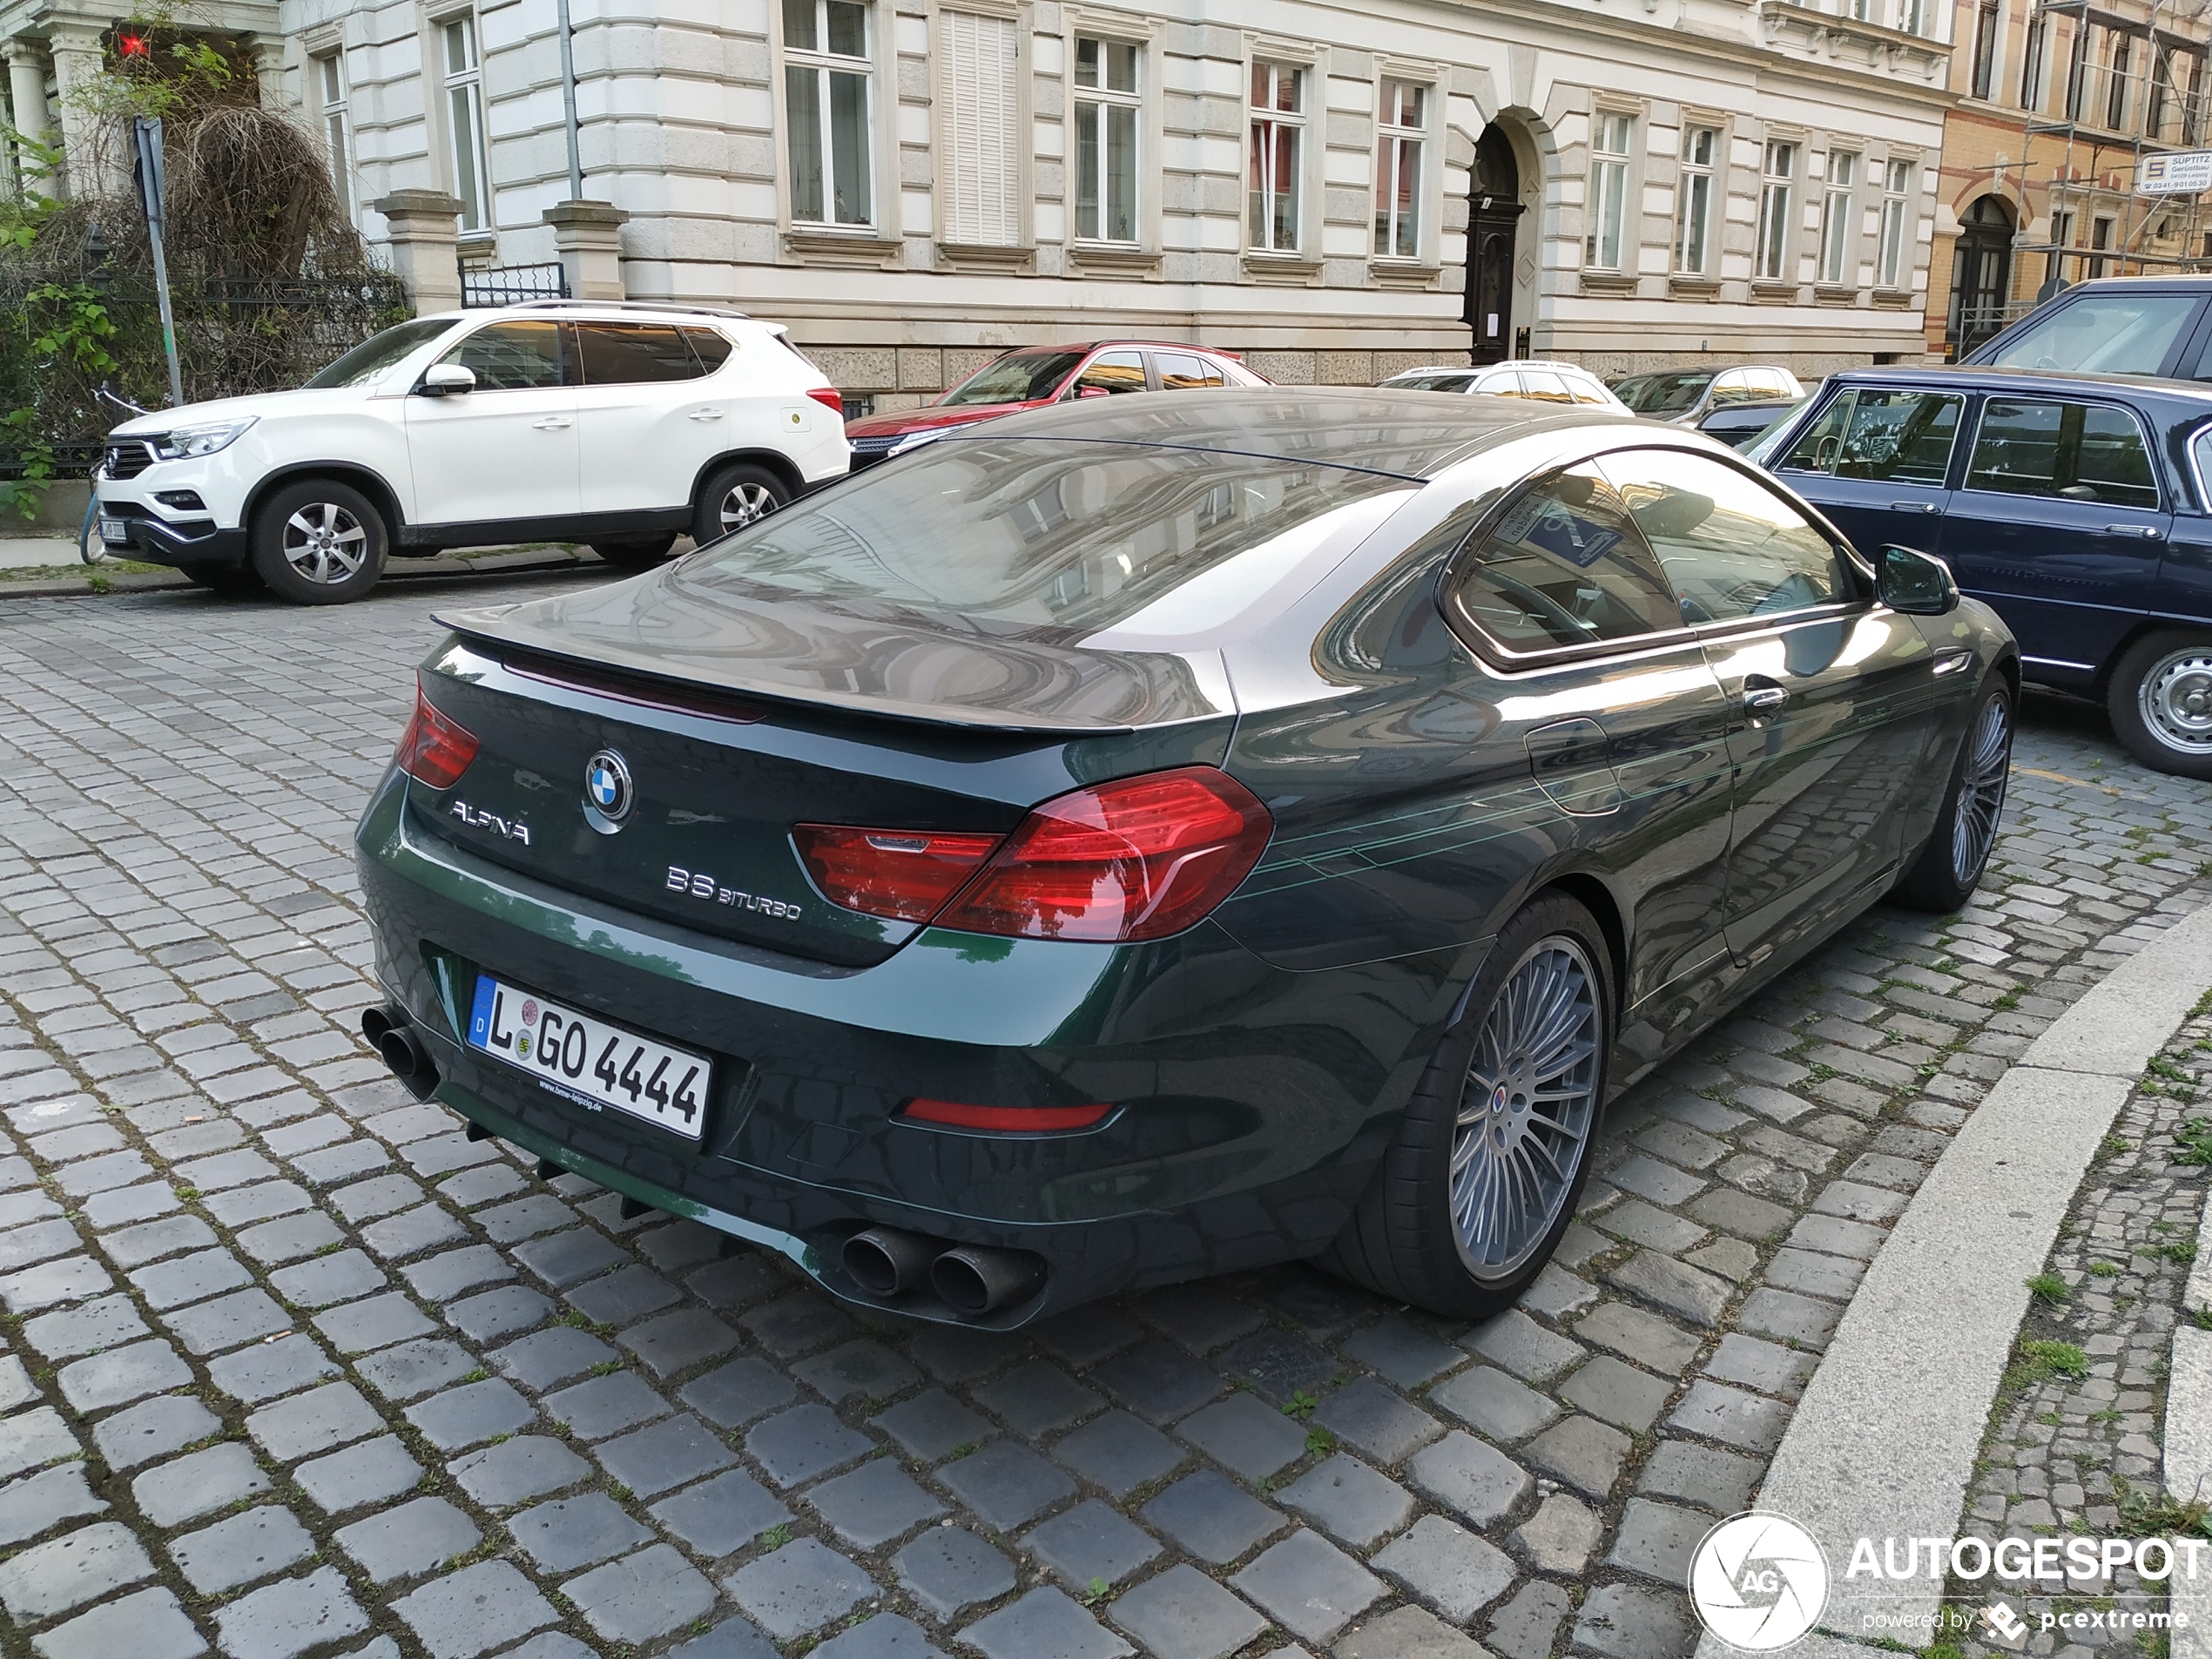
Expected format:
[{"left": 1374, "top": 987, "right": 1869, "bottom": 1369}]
[
  {"left": 304, "top": 318, "right": 457, "bottom": 388},
  {"left": 938, "top": 350, "right": 1089, "bottom": 408},
  {"left": 1613, "top": 371, "right": 1715, "bottom": 414},
  {"left": 682, "top": 438, "right": 1410, "bottom": 634},
  {"left": 1979, "top": 293, "right": 2201, "bottom": 376},
  {"left": 1386, "top": 372, "right": 1478, "bottom": 392}
]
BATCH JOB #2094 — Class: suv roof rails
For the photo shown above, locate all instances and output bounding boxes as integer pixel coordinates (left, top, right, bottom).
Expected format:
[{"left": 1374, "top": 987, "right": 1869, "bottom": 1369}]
[{"left": 508, "top": 298, "right": 757, "bottom": 320}]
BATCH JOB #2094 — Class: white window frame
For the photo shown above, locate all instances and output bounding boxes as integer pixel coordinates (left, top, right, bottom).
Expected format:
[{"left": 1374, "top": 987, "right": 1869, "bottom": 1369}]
[
  {"left": 782, "top": 0, "right": 877, "bottom": 229},
  {"left": 1757, "top": 138, "right": 1797, "bottom": 281},
  {"left": 1585, "top": 111, "right": 1634, "bottom": 271},
  {"left": 1374, "top": 78, "right": 1429, "bottom": 260},
  {"left": 315, "top": 50, "right": 354, "bottom": 226},
  {"left": 1819, "top": 151, "right": 1858, "bottom": 285},
  {"left": 1897, "top": 0, "right": 1926, "bottom": 34},
  {"left": 1071, "top": 33, "right": 1143, "bottom": 245},
  {"left": 440, "top": 16, "right": 490, "bottom": 234},
  {"left": 1676, "top": 124, "right": 1719, "bottom": 274},
  {"left": 1877, "top": 157, "right": 1913, "bottom": 287},
  {"left": 1248, "top": 58, "right": 1305, "bottom": 253}
]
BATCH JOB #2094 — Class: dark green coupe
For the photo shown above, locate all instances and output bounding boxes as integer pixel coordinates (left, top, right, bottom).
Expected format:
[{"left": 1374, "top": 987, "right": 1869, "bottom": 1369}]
[{"left": 354, "top": 389, "right": 2018, "bottom": 1327}]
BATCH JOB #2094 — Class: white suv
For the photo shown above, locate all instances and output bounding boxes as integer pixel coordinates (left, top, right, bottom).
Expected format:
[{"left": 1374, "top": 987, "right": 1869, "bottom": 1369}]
[{"left": 94, "top": 300, "right": 850, "bottom": 604}]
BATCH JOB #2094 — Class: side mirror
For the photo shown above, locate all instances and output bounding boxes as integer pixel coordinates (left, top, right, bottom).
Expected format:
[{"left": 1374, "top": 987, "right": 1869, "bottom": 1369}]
[
  {"left": 420, "top": 362, "right": 475, "bottom": 397},
  {"left": 1075, "top": 385, "right": 1112, "bottom": 400},
  {"left": 1877, "top": 544, "right": 1960, "bottom": 616}
]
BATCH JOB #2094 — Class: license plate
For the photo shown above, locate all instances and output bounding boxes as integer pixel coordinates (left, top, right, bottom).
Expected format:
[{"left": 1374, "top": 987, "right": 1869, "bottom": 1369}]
[
  {"left": 466, "top": 975, "right": 711, "bottom": 1139},
  {"left": 98, "top": 519, "right": 130, "bottom": 544}
]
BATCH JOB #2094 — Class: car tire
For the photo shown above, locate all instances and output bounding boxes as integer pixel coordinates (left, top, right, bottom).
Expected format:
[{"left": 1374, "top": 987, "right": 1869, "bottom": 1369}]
[
  {"left": 249, "top": 479, "right": 388, "bottom": 605},
  {"left": 591, "top": 534, "right": 679, "bottom": 570},
  {"left": 691, "top": 462, "right": 789, "bottom": 548},
  {"left": 2107, "top": 631, "right": 2212, "bottom": 781},
  {"left": 1320, "top": 891, "right": 1613, "bottom": 1319},
  {"left": 1892, "top": 672, "right": 2014, "bottom": 913},
  {"left": 183, "top": 563, "right": 263, "bottom": 595}
]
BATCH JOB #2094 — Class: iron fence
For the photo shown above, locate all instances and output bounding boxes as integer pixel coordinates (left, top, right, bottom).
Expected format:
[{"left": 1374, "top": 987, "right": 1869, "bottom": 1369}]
[{"left": 461, "top": 260, "right": 570, "bottom": 307}]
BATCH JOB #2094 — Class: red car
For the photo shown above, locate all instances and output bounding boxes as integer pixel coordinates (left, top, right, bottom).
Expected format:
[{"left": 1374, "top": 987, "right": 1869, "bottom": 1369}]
[{"left": 844, "top": 341, "right": 1268, "bottom": 469}]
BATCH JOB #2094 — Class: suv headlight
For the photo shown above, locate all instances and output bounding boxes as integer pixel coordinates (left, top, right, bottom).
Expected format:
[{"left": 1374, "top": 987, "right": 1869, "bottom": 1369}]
[{"left": 152, "top": 417, "right": 258, "bottom": 460}]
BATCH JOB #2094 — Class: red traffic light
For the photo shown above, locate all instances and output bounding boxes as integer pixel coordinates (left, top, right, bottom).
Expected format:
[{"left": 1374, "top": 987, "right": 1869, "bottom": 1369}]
[{"left": 116, "top": 30, "right": 151, "bottom": 57}]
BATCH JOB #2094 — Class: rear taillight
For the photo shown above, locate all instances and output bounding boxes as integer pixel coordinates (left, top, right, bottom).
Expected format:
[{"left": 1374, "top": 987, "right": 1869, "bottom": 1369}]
[
  {"left": 792, "top": 826, "right": 1002, "bottom": 923},
  {"left": 807, "top": 387, "right": 845, "bottom": 415},
  {"left": 395, "top": 679, "right": 479, "bottom": 790},
  {"left": 796, "top": 767, "right": 1271, "bottom": 943},
  {"left": 901, "top": 1098, "right": 1115, "bottom": 1132}
]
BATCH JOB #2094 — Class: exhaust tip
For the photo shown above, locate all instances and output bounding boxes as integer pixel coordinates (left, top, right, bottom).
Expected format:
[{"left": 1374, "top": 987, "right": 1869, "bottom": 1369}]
[
  {"left": 370, "top": 1021, "right": 441, "bottom": 1102},
  {"left": 842, "top": 1227, "right": 941, "bottom": 1298},
  {"left": 931, "top": 1244, "right": 1046, "bottom": 1317}
]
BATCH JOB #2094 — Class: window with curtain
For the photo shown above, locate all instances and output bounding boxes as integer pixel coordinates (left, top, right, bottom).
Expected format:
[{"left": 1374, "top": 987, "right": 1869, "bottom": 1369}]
[
  {"left": 1819, "top": 152, "right": 1858, "bottom": 285},
  {"left": 1585, "top": 112, "right": 1633, "bottom": 270},
  {"left": 1374, "top": 79, "right": 1426, "bottom": 259},
  {"left": 1676, "top": 125, "right": 1717, "bottom": 274},
  {"left": 1970, "top": 0, "right": 2000, "bottom": 98},
  {"left": 1074, "top": 37, "right": 1140, "bottom": 242},
  {"left": 317, "top": 52, "right": 353, "bottom": 224},
  {"left": 1757, "top": 139, "right": 1796, "bottom": 280},
  {"left": 1878, "top": 158, "right": 1913, "bottom": 287},
  {"left": 1249, "top": 61, "right": 1304, "bottom": 252},
  {"left": 441, "top": 17, "right": 489, "bottom": 233},
  {"left": 938, "top": 10, "right": 1019, "bottom": 245},
  {"left": 786, "top": 0, "right": 874, "bottom": 226}
]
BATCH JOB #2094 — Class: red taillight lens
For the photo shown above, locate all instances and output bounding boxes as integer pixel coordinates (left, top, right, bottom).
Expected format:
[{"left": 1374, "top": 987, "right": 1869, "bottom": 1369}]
[
  {"left": 792, "top": 826, "right": 1003, "bottom": 923},
  {"left": 900, "top": 1098, "right": 1114, "bottom": 1132},
  {"left": 941, "top": 767, "right": 1271, "bottom": 943},
  {"left": 808, "top": 387, "right": 845, "bottom": 415},
  {"left": 394, "top": 680, "right": 479, "bottom": 790}
]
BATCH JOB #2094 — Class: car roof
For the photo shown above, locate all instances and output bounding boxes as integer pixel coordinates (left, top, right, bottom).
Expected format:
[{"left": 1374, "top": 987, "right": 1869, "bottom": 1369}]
[
  {"left": 934, "top": 386, "right": 1639, "bottom": 479},
  {"left": 994, "top": 340, "right": 1242, "bottom": 355},
  {"left": 1822, "top": 363, "right": 2212, "bottom": 410},
  {"left": 424, "top": 300, "right": 765, "bottom": 327}
]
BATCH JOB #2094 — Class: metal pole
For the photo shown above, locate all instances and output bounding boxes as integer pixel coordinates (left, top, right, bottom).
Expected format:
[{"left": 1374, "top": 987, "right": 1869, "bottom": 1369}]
[
  {"left": 133, "top": 118, "right": 184, "bottom": 408},
  {"left": 558, "top": 0, "right": 583, "bottom": 200},
  {"left": 148, "top": 214, "right": 182, "bottom": 409}
]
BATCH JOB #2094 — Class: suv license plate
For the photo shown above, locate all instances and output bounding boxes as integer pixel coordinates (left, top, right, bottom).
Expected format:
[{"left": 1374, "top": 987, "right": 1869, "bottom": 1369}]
[
  {"left": 98, "top": 519, "right": 130, "bottom": 543},
  {"left": 467, "top": 974, "right": 711, "bottom": 1140}
]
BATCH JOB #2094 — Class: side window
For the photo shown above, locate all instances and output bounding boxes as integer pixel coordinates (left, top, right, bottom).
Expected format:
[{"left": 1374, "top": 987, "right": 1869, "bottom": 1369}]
[
  {"left": 1965, "top": 399, "right": 2159, "bottom": 509},
  {"left": 1567, "top": 375, "right": 1611, "bottom": 406},
  {"left": 1478, "top": 372, "right": 1528, "bottom": 400},
  {"left": 1072, "top": 349, "right": 1147, "bottom": 395},
  {"left": 439, "top": 320, "right": 567, "bottom": 391},
  {"left": 1517, "top": 369, "right": 1575, "bottom": 404},
  {"left": 684, "top": 327, "right": 734, "bottom": 373},
  {"left": 1599, "top": 448, "right": 1857, "bottom": 624},
  {"left": 1710, "top": 371, "right": 1753, "bottom": 404},
  {"left": 577, "top": 323, "right": 702, "bottom": 385},
  {"left": 1154, "top": 352, "right": 1218, "bottom": 390},
  {"left": 1777, "top": 388, "right": 1963, "bottom": 485},
  {"left": 1444, "top": 463, "right": 1682, "bottom": 653}
]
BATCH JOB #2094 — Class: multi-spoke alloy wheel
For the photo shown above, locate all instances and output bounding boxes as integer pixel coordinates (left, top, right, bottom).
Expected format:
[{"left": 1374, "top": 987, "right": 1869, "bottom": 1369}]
[
  {"left": 692, "top": 462, "right": 791, "bottom": 549},
  {"left": 718, "top": 482, "right": 780, "bottom": 536},
  {"left": 281, "top": 502, "right": 368, "bottom": 585},
  {"left": 2136, "top": 645, "right": 2212, "bottom": 759},
  {"left": 1950, "top": 690, "right": 2012, "bottom": 887},
  {"left": 1450, "top": 934, "right": 1602, "bottom": 1281}
]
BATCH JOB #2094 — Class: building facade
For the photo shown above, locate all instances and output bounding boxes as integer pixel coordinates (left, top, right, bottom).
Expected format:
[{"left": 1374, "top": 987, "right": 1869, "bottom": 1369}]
[
  {"left": 1929, "top": 0, "right": 2212, "bottom": 360},
  {"left": 7, "top": 0, "right": 1962, "bottom": 402}
]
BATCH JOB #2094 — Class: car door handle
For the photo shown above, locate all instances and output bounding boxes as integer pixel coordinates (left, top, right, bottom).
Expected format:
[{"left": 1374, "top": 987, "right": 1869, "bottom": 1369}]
[
  {"left": 687, "top": 408, "right": 725, "bottom": 421},
  {"left": 2104, "top": 523, "right": 2163, "bottom": 539},
  {"left": 531, "top": 416, "right": 573, "bottom": 430},
  {"left": 1743, "top": 683, "right": 1789, "bottom": 713},
  {"left": 1890, "top": 501, "right": 1942, "bottom": 514}
]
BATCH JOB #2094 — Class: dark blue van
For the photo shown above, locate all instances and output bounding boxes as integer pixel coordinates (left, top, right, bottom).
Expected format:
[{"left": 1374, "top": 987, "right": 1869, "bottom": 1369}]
[{"left": 1765, "top": 367, "right": 2212, "bottom": 779}]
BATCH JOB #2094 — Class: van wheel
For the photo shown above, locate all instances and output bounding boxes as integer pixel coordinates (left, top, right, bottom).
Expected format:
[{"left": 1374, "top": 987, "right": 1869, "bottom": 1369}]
[
  {"left": 692, "top": 462, "right": 789, "bottom": 547},
  {"left": 250, "top": 479, "right": 388, "bottom": 604},
  {"left": 2108, "top": 631, "right": 2212, "bottom": 780},
  {"left": 1320, "top": 892, "right": 1612, "bottom": 1318},
  {"left": 591, "top": 534, "right": 678, "bottom": 570},
  {"left": 1893, "top": 673, "right": 2013, "bottom": 912}
]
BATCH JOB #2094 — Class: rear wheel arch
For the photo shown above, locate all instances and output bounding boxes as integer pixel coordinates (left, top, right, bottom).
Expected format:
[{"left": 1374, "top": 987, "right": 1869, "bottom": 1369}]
[
  {"left": 691, "top": 448, "right": 804, "bottom": 509},
  {"left": 1521, "top": 871, "right": 1629, "bottom": 1028}
]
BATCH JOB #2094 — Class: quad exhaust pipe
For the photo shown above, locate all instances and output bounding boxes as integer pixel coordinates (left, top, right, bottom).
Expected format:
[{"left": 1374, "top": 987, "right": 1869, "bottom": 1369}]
[
  {"left": 362, "top": 1004, "right": 440, "bottom": 1102},
  {"left": 839, "top": 1228, "right": 1046, "bottom": 1317}
]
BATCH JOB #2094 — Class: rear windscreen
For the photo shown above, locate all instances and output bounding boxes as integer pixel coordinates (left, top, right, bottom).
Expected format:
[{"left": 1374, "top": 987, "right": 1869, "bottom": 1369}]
[
  {"left": 683, "top": 439, "right": 1410, "bottom": 632},
  {"left": 1979, "top": 293, "right": 2199, "bottom": 376}
]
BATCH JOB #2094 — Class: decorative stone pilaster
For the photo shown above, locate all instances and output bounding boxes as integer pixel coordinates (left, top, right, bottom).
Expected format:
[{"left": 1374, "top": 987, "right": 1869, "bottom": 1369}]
[
  {"left": 45, "top": 24, "right": 108, "bottom": 199},
  {"left": 370, "top": 190, "right": 466, "bottom": 315},
  {"left": 543, "top": 199, "right": 628, "bottom": 300},
  {"left": 249, "top": 36, "right": 289, "bottom": 111},
  {"left": 3, "top": 44, "right": 51, "bottom": 193}
]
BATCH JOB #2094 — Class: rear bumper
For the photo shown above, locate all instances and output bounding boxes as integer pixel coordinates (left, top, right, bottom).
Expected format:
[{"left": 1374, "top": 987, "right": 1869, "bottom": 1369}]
[{"left": 354, "top": 769, "right": 1453, "bottom": 1324}]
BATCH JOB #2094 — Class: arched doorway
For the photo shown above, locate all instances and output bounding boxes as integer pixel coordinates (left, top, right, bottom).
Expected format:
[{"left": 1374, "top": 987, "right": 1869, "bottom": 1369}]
[
  {"left": 1948, "top": 195, "right": 2016, "bottom": 354},
  {"left": 1467, "top": 126, "right": 1524, "bottom": 364}
]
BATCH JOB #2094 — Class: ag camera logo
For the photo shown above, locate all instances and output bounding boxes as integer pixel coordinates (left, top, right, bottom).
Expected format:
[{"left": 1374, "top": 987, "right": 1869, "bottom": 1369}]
[{"left": 1690, "top": 1511, "right": 1830, "bottom": 1651}]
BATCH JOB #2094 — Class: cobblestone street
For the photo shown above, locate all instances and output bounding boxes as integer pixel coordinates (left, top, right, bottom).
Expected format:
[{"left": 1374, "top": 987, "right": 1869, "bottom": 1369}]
[{"left": 1, "top": 576, "right": 2209, "bottom": 1659}]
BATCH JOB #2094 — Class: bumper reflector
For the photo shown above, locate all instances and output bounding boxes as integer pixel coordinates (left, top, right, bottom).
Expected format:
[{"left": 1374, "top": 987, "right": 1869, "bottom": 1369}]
[{"left": 900, "top": 1098, "right": 1113, "bottom": 1132}]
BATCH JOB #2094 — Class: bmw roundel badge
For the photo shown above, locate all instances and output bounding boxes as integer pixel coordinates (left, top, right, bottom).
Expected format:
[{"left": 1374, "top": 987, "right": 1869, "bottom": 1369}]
[{"left": 583, "top": 749, "right": 633, "bottom": 826}]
